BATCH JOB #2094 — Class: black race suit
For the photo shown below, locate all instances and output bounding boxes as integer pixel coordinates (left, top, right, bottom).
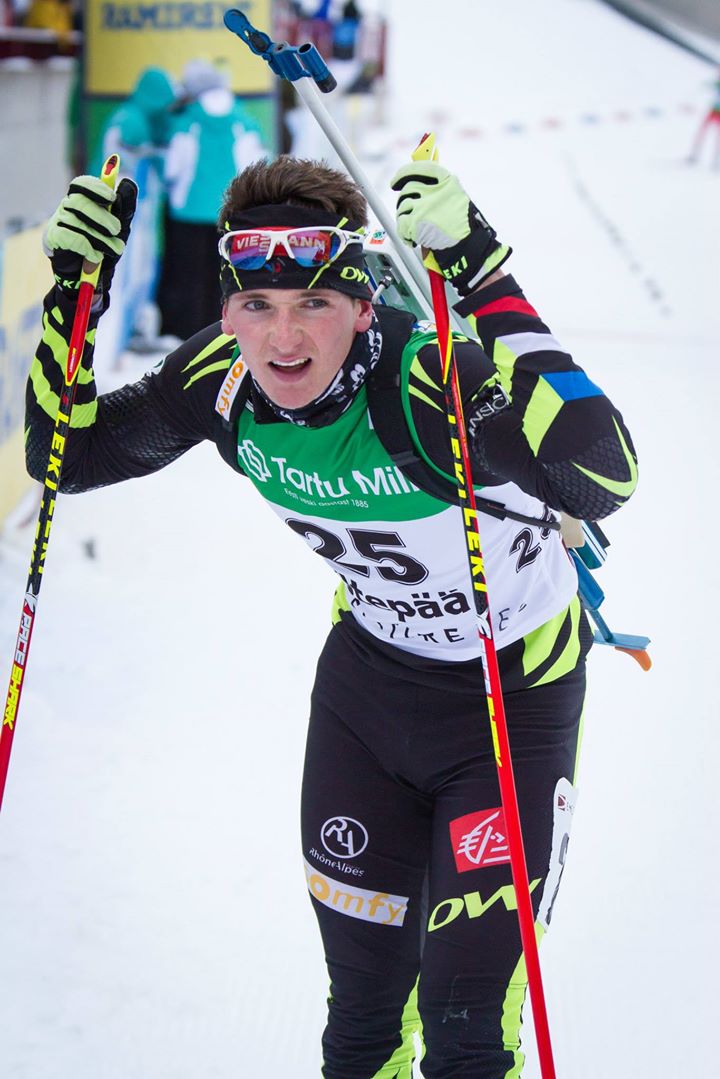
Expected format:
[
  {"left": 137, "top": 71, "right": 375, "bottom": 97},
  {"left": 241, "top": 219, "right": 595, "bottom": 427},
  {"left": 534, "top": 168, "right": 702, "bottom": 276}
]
[{"left": 25, "top": 274, "right": 637, "bottom": 1077}]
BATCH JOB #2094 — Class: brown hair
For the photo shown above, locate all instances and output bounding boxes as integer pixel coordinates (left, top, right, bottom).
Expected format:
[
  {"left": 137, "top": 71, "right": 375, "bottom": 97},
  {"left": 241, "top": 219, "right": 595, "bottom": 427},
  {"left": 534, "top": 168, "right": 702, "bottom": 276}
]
[{"left": 219, "top": 156, "right": 369, "bottom": 228}]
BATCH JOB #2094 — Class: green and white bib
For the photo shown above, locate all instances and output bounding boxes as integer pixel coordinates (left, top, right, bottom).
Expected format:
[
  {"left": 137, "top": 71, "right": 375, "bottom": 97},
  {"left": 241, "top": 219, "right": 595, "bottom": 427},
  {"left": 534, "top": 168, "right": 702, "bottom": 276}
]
[{"left": 236, "top": 386, "right": 577, "bottom": 662}]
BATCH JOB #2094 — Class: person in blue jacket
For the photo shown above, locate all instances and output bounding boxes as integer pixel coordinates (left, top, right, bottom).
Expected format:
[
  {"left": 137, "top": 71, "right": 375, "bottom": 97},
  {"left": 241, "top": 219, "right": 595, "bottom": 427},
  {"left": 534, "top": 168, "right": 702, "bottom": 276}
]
[
  {"left": 94, "top": 66, "right": 176, "bottom": 175},
  {"left": 156, "top": 58, "right": 266, "bottom": 340}
]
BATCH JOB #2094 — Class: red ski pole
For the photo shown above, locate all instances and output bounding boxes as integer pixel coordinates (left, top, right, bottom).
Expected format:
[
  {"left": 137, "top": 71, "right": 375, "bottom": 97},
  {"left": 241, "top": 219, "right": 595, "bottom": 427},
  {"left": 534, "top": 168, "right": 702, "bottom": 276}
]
[
  {"left": 412, "top": 133, "right": 557, "bottom": 1078},
  {"left": 0, "top": 155, "right": 120, "bottom": 814}
]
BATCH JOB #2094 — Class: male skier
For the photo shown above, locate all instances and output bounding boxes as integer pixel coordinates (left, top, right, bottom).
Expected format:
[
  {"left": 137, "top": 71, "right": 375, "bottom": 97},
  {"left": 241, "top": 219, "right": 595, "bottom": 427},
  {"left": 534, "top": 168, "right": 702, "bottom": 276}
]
[{"left": 26, "top": 154, "right": 637, "bottom": 1076}]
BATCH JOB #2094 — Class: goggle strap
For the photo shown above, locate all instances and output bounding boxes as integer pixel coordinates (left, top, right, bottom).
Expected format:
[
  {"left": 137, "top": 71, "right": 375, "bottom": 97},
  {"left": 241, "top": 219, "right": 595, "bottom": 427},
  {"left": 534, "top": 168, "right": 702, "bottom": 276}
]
[
  {"left": 335, "top": 217, "right": 368, "bottom": 240},
  {"left": 227, "top": 260, "right": 243, "bottom": 292},
  {"left": 307, "top": 262, "right": 332, "bottom": 289}
]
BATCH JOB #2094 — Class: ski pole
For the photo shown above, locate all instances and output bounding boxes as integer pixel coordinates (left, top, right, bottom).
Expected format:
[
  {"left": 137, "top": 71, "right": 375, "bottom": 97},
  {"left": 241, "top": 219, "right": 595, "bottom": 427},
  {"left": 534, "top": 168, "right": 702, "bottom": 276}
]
[
  {"left": 222, "top": 7, "right": 467, "bottom": 337},
  {"left": 412, "top": 130, "right": 557, "bottom": 1079},
  {"left": 0, "top": 155, "right": 120, "bottom": 814}
]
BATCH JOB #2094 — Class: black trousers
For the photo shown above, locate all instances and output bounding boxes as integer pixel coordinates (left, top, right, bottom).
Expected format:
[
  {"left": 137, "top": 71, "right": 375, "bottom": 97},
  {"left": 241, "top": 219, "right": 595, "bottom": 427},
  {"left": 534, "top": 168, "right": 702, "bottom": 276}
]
[
  {"left": 301, "top": 618, "right": 586, "bottom": 1078},
  {"left": 155, "top": 215, "right": 223, "bottom": 340}
]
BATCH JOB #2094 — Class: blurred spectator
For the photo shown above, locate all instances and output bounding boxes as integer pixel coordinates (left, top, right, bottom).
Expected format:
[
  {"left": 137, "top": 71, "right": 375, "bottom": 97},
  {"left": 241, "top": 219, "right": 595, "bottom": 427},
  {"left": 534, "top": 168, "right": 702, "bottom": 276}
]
[
  {"left": 90, "top": 68, "right": 176, "bottom": 358},
  {"left": 277, "top": 0, "right": 382, "bottom": 153},
  {"left": 173, "top": 56, "right": 227, "bottom": 110},
  {"left": 156, "top": 58, "right": 267, "bottom": 339},
  {"left": 95, "top": 66, "right": 176, "bottom": 173},
  {"left": 332, "top": 0, "right": 361, "bottom": 61},
  {"left": 22, "top": 0, "right": 72, "bottom": 41},
  {"left": 688, "top": 71, "right": 720, "bottom": 170}
]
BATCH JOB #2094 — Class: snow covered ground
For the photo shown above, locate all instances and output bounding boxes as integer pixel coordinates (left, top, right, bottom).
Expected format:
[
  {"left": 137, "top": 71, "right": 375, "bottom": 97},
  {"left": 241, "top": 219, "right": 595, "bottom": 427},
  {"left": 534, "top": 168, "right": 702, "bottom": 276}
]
[{"left": 1, "top": 1, "right": 718, "bottom": 1075}]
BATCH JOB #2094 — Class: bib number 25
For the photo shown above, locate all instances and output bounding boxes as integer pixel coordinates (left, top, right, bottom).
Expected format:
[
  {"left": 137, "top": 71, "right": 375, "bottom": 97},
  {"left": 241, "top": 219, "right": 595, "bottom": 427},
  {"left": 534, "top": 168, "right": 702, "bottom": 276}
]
[{"left": 285, "top": 519, "right": 428, "bottom": 585}]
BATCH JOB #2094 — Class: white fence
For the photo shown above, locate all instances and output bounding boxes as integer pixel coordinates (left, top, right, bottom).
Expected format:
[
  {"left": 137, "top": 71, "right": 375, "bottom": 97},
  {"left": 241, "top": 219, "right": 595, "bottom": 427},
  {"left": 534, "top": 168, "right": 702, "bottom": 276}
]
[
  {"left": 0, "top": 55, "right": 75, "bottom": 230},
  {"left": 0, "top": 55, "right": 76, "bottom": 528}
]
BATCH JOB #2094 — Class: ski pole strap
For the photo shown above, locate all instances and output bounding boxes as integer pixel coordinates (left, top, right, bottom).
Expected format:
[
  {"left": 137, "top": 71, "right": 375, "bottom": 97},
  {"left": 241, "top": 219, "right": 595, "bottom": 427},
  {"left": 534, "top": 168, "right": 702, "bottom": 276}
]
[
  {"left": 223, "top": 8, "right": 337, "bottom": 91},
  {"left": 475, "top": 496, "right": 561, "bottom": 530}
]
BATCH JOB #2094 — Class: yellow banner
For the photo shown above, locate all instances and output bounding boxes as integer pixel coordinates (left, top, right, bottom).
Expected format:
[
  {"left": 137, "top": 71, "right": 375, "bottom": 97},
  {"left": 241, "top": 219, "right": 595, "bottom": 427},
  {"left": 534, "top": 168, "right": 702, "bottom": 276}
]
[
  {"left": 0, "top": 225, "right": 49, "bottom": 523},
  {"left": 85, "top": 0, "right": 273, "bottom": 96}
]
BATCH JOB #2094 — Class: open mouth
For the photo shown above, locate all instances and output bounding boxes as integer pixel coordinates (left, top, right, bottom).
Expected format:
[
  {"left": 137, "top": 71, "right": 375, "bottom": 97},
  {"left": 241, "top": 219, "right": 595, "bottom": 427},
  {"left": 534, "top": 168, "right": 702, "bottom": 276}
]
[{"left": 269, "top": 357, "right": 312, "bottom": 377}]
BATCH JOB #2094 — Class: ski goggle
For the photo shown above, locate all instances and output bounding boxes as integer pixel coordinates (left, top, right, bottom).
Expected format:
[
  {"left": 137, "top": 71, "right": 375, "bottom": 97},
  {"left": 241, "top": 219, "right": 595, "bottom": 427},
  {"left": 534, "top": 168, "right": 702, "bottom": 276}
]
[{"left": 218, "top": 226, "right": 364, "bottom": 272}]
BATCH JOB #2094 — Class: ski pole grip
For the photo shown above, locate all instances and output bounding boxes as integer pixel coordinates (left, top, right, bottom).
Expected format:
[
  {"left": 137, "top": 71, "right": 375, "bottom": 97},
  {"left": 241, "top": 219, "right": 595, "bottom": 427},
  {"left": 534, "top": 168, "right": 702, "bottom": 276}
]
[
  {"left": 412, "top": 132, "right": 438, "bottom": 163},
  {"left": 223, "top": 9, "right": 269, "bottom": 52},
  {"left": 297, "top": 42, "right": 337, "bottom": 92},
  {"left": 80, "top": 154, "right": 120, "bottom": 286},
  {"left": 273, "top": 41, "right": 308, "bottom": 82},
  {"left": 410, "top": 133, "right": 443, "bottom": 276},
  {"left": 224, "top": 7, "right": 337, "bottom": 90}
]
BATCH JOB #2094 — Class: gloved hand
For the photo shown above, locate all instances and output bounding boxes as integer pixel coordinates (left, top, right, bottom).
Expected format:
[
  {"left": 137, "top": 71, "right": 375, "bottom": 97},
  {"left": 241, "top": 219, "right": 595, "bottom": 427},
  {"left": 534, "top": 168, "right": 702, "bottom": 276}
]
[
  {"left": 43, "top": 175, "right": 138, "bottom": 301},
  {"left": 390, "top": 160, "right": 511, "bottom": 295}
]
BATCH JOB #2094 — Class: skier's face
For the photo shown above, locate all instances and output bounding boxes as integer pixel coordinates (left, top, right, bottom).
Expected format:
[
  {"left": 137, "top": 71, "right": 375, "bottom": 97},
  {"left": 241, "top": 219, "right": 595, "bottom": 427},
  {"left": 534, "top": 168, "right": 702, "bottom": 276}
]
[{"left": 221, "top": 288, "right": 373, "bottom": 409}]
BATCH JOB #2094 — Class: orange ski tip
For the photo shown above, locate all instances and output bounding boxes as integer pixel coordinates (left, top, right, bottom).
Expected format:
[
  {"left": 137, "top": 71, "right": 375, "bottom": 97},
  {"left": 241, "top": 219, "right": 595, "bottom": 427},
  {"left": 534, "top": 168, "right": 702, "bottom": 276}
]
[{"left": 616, "top": 646, "right": 652, "bottom": 672}]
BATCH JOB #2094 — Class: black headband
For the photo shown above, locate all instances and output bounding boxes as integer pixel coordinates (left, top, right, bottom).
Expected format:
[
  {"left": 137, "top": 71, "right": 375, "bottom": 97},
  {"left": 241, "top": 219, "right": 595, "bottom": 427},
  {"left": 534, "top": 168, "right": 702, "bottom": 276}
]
[{"left": 219, "top": 203, "right": 372, "bottom": 300}]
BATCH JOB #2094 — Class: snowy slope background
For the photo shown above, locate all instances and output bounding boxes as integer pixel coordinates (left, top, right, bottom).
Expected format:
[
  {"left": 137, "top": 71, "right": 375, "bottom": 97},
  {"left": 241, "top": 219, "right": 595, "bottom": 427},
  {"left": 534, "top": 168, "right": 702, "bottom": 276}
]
[{"left": 1, "top": 1, "right": 718, "bottom": 1075}]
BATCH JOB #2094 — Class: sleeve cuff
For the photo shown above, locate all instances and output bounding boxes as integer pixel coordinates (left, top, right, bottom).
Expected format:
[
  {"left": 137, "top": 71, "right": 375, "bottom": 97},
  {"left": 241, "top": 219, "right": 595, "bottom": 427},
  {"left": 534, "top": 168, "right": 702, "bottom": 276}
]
[{"left": 452, "top": 274, "right": 524, "bottom": 318}]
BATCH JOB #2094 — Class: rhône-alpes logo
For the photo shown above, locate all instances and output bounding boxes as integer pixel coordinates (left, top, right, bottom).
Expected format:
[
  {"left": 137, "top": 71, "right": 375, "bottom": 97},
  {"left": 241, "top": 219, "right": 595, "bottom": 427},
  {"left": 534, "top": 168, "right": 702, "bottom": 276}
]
[{"left": 321, "top": 815, "right": 369, "bottom": 859}]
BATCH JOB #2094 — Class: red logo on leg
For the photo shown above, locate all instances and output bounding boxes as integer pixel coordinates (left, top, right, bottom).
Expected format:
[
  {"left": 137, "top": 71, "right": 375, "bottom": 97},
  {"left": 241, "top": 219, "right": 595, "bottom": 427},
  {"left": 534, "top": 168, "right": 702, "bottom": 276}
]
[{"left": 449, "top": 808, "right": 511, "bottom": 872}]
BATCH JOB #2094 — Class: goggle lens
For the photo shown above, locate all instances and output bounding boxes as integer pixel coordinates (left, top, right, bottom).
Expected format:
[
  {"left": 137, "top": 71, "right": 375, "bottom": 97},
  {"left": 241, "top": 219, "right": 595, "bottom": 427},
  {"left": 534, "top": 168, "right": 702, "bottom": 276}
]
[
  {"left": 287, "top": 229, "right": 342, "bottom": 266},
  {"left": 226, "top": 231, "right": 271, "bottom": 271},
  {"left": 223, "top": 227, "right": 354, "bottom": 271}
]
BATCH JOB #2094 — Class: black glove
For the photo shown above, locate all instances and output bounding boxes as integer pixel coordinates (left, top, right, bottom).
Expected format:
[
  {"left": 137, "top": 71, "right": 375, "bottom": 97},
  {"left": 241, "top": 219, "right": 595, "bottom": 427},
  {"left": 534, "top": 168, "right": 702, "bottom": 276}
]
[
  {"left": 466, "top": 379, "right": 513, "bottom": 480},
  {"left": 390, "top": 160, "right": 511, "bottom": 296},
  {"left": 43, "top": 175, "right": 138, "bottom": 303}
]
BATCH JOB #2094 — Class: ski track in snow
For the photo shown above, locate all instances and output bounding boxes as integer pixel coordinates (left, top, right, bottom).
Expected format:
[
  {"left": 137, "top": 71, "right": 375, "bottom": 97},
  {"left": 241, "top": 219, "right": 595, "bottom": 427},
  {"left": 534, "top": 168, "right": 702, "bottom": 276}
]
[{"left": 1, "top": 1, "right": 718, "bottom": 1075}]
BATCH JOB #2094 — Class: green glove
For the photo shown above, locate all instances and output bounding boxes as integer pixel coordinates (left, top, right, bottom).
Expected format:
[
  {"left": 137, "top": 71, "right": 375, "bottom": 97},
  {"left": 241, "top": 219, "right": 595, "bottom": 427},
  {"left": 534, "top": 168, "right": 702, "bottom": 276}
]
[
  {"left": 390, "top": 160, "right": 511, "bottom": 295},
  {"left": 43, "top": 174, "right": 138, "bottom": 301}
]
